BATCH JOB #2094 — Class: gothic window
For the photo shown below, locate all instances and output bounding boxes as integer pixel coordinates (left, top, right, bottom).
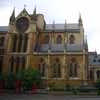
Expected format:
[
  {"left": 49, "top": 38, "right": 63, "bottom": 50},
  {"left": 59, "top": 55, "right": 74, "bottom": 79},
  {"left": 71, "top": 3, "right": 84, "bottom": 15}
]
[
  {"left": 44, "top": 35, "right": 50, "bottom": 44},
  {"left": 56, "top": 35, "right": 62, "bottom": 44},
  {"left": 69, "top": 58, "right": 78, "bottom": 77},
  {"left": 23, "top": 35, "right": 28, "bottom": 52},
  {"left": 0, "top": 56, "right": 3, "bottom": 73},
  {"left": 40, "top": 58, "right": 44, "bottom": 63},
  {"left": 97, "top": 70, "right": 100, "bottom": 79},
  {"left": 10, "top": 56, "right": 14, "bottom": 73},
  {"left": 52, "top": 63, "right": 57, "bottom": 77},
  {"left": 69, "top": 35, "right": 75, "bottom": 44},
  {"left": 52, "top": 58, "right": 61, "bottom": 78},
  {"left": 38, "top": 58, "right": 46, "bottom": 77},
  {"left": 0, "top": 37, "right": 4, "bottom": 47},
  {"left": 12, "top": 34, "right": 17, "bottom": 52},
  {"left": 18, "top": 35, "right": 22, "bottom": 52}
]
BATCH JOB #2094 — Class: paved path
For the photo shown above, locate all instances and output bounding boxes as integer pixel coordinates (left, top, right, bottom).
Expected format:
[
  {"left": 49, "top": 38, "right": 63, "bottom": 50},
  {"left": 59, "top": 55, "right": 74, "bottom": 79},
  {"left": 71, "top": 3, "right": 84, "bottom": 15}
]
[{"left": 0, "top": 94, "right": 100, "bottom": 100}]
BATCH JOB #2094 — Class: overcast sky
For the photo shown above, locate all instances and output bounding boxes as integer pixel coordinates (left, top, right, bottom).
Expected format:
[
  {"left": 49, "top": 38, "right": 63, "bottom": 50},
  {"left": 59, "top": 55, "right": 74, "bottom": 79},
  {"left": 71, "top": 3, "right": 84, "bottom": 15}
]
[{"left": 0, "top": 0, "right": 100, "bottom": 53}]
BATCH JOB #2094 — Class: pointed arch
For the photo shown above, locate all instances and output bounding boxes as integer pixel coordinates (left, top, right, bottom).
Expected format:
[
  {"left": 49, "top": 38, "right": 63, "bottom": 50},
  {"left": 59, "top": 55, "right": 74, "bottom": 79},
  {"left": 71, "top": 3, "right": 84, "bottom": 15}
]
[
  {"left": 38, "top": 58, "right": 47, "bottom": 77},
  {"left": 52, "top": 58, "right": 61, "bottom": 78},
  {"left": 97, "top": 70, "right": 100, "bottom": 79},
  {"left": 44, "top": 35, "right": 50, "bottom": 44},
  {"left": 69, "top": 35, "right": 75, "bottom": 44},
  {"left": 56, "top": 35, "right": 62, "bottom": 44},
  {"left": 9, "top": 56, "right": 14, "bottom": 73},
  {"left": 12, "top": 34, "right": 17, "bottom": 52},
  {"left": 69, "top": 58, "right": 79, "bottom": 77},
  {"left": 0, "top": 56, "right": 3, "bottom": 73}
]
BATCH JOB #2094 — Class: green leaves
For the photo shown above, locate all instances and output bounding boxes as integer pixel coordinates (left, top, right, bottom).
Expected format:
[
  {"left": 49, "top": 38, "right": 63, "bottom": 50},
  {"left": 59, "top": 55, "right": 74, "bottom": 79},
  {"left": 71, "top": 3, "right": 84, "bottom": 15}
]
[{"left": 22, "top": 68, "right": 41, "bottom": 90}]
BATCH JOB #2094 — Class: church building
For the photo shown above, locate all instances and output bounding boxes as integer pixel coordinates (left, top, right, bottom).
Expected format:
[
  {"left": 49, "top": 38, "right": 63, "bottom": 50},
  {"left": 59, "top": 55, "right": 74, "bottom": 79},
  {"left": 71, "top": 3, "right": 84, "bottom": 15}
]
[{"left": 0, "top": 8, "right": 90, "bottom": 87}]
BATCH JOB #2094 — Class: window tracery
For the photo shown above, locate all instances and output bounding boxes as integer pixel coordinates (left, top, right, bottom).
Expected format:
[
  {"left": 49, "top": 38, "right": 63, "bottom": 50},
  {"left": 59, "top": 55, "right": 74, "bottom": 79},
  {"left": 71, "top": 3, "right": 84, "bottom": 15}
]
[
  {"left": 56, "top": 35, "right": 62, "bottom": 44},
  {"left": 52, "top": 58, "right": 61, "bottom": 78},
  {"left": 69, "top": 58, "right": 79, "bottom": 77},
  {"left": 69, "top": 35, "right": 75, "bottom": 44}
]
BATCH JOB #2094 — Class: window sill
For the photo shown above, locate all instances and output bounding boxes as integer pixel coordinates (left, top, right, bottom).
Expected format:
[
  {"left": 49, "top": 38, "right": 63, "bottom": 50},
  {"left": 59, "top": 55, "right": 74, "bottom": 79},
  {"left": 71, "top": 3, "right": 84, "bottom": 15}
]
[{"left": 69, "top": 77, "right": 80, "bottom": 80}]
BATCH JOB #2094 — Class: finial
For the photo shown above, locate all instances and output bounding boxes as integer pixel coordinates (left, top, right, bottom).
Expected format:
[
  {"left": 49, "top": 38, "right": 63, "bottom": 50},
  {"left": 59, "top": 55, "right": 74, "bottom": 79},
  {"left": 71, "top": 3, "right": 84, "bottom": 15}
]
[
  {"left": 10, "top": 7, "right": 15, "bottom": 24},
  {"left": 79, "top": 12, "right": 83, "bottom": 26},
  {"left": 33, "top": 6, "right": 36, "bottom": 15},
  {"left": 52, "top": 20, "right": 55, "bottom": 31},
  {"left": 64, "top": 19, "right": 67, "bottom": 31}
]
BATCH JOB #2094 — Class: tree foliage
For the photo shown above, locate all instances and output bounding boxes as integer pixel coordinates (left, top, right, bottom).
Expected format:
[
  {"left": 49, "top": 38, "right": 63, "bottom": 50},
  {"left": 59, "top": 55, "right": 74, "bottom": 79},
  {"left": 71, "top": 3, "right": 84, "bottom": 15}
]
[{"left": 22, "top": 68, "right": 41, "bottom": 90}]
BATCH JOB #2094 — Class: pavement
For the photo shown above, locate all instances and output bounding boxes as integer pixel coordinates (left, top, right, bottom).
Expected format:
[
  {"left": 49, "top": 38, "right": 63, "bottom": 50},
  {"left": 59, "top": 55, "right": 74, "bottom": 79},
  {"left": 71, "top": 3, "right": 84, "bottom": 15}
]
[{"left": 0, "top": 94, "right": 100, "bottom": 100}]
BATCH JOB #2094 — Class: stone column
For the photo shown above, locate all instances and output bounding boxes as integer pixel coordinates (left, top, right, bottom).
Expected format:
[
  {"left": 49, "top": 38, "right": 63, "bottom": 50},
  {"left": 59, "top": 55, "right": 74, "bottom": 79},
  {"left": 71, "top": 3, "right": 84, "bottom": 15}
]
[
  {"left": 27, "top": 33, "right": 33, "bottom": 53},
  {"left": 26, "top": 33, "right": 33, "bottom": 69},
  {"left": 21, "top": 35, "right": 24, "bottom": 52},
  {"left": 62, "top": 55, "right": 66, "bottom": 79},
  {"left": 82, "top": 52, "right": 86, "bottom": 80},
  {"left": 94, "top": 69, "right": 97, "bottom": 81},
  {"left": 16, "top": 35, "right": 20, "bottom": 52},
  {"left": 7, "top": 34, "right": 13, "bottom": 53},
  {"left": 13, "top": 56, "right": 17, "bottom": 74},
  {"left": 47, "top": 54, "right": 50, "bottom": 79}
]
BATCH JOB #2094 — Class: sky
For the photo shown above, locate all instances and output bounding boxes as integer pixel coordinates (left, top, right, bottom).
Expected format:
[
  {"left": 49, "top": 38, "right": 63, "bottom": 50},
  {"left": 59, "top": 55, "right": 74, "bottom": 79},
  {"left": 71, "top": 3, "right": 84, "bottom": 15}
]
[{"left": 0, "top": 0, "right": 100, "bottom": 53}]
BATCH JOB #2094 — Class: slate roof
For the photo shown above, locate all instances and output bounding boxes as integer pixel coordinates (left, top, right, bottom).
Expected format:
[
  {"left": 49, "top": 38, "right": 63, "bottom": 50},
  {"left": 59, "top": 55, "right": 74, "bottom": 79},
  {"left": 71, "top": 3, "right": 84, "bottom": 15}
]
[
  {"left": 89, "top": 52, "right": 100, "bottom": 66},
  {"left": 0, "top": 23, "right": 80, "bottom": 33},
  {"left": 0, "top": 26, "right": 8, "bottom": 32},
  {"left": 45, "top": 24, "right": 80, "bottom": 32},
  {"left": 38, "top": 44, "right": 83, "bottom": 52}
]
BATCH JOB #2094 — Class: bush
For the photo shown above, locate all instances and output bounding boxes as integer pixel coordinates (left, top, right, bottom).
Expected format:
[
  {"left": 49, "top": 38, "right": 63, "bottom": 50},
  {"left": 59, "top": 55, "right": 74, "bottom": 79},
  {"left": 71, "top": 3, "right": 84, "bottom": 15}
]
[
  {"left": 65, "top": 84, "right": 71, "bottom": 91},
  {"left": 22, "top": 68, "right": 41, "bottom": 90}
]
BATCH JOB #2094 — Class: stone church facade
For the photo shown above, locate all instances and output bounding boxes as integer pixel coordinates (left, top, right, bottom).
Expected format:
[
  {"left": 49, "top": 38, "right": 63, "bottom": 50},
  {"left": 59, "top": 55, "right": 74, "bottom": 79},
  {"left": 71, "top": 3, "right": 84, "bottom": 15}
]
[{"left": 0, "top": 8, "right": 90, "bottom": 87}]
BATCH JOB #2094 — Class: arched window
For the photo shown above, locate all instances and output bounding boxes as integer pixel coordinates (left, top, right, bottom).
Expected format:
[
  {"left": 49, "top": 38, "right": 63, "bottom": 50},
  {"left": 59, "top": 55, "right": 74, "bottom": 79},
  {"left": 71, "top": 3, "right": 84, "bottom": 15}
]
[
  {"left": 69, "top": 35, "right": 75, "bottom": 44},
  {"left": 9, "top": 56, "right": 14, "bottom": 73},
  {"left": 0, "top": 56, "right": 3, "bottom": 73},
  {"left": 38, "top": 58, "right": 46, "bottom": 77},
  {"left": 69, "top": 58, "right": 78, "bottom": 77},
  {"left": 52, "top": 58, "right": 61, "bottom": 78},
  {"left": 12, "top": 34, "right": 17, "bottom": 52},
  {"left": 97, "top": 70, "right": 100, "bottom": 79},
  {"left": 23, "top": 34, "right": 28, "bottom": 52},
  {"left": 44, "top": 35, "right": 50, "bottom": 44},
  {"left": 17, "top": 35, "right": 23, "bottom": 52},
  {"left": 0, "top": 37, "right": 4, "bottom": 46},
  {"left": 56, "top": 35, "right": 62, "bottom": 44}
]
